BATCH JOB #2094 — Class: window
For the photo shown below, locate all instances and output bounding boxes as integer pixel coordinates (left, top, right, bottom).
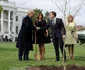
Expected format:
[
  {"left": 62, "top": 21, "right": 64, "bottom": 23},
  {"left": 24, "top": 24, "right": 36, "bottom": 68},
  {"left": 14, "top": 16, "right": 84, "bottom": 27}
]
[
  {"left": 16, "top": 26, "right": 18, "bottom": 34},
  {"left": 16, "top": 16, "right": 18, "bottom": 21},
  {"left": 0, "top": 23, "right": 1, "bottom": 32},
  {"left": 10, "top": 12, "right": 13, "bottom": 20}
]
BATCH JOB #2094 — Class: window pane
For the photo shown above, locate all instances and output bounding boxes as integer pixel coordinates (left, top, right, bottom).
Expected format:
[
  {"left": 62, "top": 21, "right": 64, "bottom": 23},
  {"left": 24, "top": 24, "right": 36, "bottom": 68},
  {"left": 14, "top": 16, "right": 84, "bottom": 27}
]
[{"left": 16, "top": 16, "right": 18, "bottom": 21}]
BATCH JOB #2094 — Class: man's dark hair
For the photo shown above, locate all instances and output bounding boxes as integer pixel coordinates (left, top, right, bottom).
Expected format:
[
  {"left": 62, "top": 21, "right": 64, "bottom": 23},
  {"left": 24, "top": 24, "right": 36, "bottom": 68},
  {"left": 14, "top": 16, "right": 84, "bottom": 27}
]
[{"left": 50, "top": 11, "right": 56, "bottom": 17}]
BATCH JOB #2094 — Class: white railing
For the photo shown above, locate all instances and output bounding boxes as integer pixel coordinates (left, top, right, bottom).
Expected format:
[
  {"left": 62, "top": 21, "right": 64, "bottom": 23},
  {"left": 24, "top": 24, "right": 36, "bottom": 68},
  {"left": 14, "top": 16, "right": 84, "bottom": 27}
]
[
  {"left": 17, "top": 7, "right": 30, "bottom": 13},
  {"left": 0, "top": 1, "right": 16, "bottom": 8}
]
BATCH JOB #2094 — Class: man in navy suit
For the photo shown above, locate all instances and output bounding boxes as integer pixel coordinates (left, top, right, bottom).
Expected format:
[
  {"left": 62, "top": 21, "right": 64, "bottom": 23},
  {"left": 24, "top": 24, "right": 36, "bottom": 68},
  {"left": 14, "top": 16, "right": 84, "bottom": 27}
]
[
  {"left": 37, "top": 11, "right": 66, "bottom": 62},
  {"left": 16, "top": 10, "right": 36, "bottom": 60}
]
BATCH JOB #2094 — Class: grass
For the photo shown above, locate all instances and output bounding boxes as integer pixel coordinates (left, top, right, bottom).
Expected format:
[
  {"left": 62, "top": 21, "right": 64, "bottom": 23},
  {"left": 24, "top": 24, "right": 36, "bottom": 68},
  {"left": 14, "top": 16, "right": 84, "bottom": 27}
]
[{"left": 0, "top": 42, "right": 85, "bottom": 70}]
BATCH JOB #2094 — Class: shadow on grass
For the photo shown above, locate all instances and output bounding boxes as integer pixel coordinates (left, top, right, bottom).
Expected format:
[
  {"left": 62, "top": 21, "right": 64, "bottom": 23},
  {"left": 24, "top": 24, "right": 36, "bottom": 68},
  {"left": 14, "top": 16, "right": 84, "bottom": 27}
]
[
  {"left": 74, "top": 56, "right": 85, "bottom": 61},
  {"left": 0, "top": 47, "right": 17, "bottom": 51}
]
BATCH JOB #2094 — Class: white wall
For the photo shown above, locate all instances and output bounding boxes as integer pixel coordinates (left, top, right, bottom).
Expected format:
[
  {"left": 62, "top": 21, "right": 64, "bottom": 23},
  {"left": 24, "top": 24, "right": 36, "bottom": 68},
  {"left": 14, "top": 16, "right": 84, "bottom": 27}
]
[{"left": 15, "top": 11, "right": 27, "bottom": 35}]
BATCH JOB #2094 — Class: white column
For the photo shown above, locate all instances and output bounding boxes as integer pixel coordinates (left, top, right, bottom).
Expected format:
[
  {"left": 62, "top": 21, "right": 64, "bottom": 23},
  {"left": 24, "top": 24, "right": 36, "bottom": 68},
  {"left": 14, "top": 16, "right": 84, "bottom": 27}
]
[
  {"left": 8, "top": 10, "right": 11, "bottom": 39},
  {"left": 1, "top": 11, "right": 4, "bottom": 41},
  {"left": 1, "top": 11, "right": 3, "bottom": 35},
  {"left": 12, "top": 12, "right": 16, "bottom": 42}
]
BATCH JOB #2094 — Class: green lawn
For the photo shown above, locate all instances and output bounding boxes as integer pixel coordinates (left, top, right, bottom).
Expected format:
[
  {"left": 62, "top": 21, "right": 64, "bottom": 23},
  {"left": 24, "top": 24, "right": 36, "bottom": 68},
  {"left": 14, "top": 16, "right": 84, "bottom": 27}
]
[{"left": 0, "top": 42, "right": 85, "bottom": 70}]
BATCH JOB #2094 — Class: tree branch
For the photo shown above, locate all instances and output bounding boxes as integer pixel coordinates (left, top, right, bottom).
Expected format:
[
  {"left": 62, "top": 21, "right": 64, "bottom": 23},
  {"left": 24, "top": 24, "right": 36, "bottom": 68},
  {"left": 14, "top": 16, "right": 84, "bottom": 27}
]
[
  {"left": 74, "top": 0, "right": 85, "bottom": 17},
  {"left": 51, "top": 0, "right": 63, "bottom": 13}
]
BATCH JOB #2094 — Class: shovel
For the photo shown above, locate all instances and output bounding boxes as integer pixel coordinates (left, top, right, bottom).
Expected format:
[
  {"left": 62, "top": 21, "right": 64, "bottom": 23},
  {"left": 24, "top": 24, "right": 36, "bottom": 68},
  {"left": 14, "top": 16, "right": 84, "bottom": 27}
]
[{"left": 34, "top": 31, "right": 41, "bottom": 60}]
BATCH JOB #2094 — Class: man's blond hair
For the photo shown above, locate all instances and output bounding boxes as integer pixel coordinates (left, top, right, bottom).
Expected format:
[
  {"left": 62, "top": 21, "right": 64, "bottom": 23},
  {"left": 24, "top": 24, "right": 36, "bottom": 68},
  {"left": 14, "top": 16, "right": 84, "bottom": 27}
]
[{"left": 27, "top": 10, "right": 35, "bottom": 15}]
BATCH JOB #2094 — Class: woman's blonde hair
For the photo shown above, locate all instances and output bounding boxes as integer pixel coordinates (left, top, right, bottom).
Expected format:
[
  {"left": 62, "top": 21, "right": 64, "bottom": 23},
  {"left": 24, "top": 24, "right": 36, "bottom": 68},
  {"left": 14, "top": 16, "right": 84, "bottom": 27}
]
[{"left": 67, "top": 15, "right": 74, "bottom": 22}]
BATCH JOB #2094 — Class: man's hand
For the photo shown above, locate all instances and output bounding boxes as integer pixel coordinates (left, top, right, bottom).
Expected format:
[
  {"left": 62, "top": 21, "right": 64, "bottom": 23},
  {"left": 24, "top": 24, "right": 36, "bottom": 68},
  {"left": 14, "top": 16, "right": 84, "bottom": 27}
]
[
  {"left": 36, "top": 27, "right": 40, "bottom": 30},
  {"left": 62, "top": 35, "right": 66, "bottom": 40}
]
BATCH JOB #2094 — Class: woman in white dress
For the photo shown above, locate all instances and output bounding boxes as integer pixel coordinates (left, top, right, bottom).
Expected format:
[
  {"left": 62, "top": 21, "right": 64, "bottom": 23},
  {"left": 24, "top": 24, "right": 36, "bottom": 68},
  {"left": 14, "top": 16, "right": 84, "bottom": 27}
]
[{"left": 65, "top": 15, "right": 78, "bottom": 59}]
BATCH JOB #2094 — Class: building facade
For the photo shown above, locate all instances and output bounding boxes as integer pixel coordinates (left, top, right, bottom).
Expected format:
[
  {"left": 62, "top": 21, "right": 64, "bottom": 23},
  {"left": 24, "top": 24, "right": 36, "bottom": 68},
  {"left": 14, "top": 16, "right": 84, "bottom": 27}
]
[{"left": 0, "top": 0, "right": 30, "bottom": 42}]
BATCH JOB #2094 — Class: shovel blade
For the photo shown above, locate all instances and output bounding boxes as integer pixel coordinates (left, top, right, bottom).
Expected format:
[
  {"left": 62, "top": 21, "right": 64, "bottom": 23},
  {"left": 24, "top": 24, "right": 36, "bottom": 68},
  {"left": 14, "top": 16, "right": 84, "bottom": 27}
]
[{"left": 34, "top": 54, "right": 41, "bottom": 60}]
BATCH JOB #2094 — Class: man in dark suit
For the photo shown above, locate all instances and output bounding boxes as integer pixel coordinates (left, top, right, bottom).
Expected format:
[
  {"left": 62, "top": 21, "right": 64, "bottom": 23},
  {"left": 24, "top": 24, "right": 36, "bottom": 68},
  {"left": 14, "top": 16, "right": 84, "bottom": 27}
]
[
  {"left": 37, "top": 11, "right": 66, "bottom": 61},
  {"left": 16, "top": 10, "right": 36, "bottom": 60}
]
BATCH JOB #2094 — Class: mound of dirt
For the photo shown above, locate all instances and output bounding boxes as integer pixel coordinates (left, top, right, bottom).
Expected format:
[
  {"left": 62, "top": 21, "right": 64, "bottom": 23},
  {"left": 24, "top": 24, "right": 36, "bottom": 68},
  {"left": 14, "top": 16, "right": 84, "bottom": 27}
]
[{"left": 26, "top": 65, "right": 85, "bottom": 70}]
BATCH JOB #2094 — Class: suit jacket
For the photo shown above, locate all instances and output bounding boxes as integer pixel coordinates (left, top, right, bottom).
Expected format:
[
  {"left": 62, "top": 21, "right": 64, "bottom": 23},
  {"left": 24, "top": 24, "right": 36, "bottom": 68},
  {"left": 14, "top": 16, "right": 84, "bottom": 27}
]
[
  {"left": 41, "top": 18, "right": 66, "bottom": 38},
  {"left": 16, "top": 15, "right": 36, "bottom": 50}
]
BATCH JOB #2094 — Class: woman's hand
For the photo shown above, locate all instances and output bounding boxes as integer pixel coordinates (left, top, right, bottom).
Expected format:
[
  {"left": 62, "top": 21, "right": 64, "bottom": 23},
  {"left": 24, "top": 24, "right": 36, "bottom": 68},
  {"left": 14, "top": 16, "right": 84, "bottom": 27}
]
[
  {"left": 36, "top": 27, "right": 40, "bottom": 30},
  {"left": 45, "top": 30, "right": 49, "bottom": 37},
  {"left": 76, "top": 33, "right": 78, "bottom": 40},
  {"left": 62, "top": 35, "right": 66, "bottom": 40}
]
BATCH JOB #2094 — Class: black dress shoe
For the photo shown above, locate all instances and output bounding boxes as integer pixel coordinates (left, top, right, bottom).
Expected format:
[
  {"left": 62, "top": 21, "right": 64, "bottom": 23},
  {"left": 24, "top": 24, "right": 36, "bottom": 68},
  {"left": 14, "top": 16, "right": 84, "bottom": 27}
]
[
  {"left": 56, "top": 57, "right": 60, "bottom": 61},
  {"left": 24, "top": 59, "right": 29, "bottom": 61},
  {"left": 56, "top": 59, "right": 60, "bottom": 61},
  {"left": 62, "top": 58, "right": 66, "bottom": 62},
  {"left": 64, "top": 59, "right": 66, "bottom": 62},
  {"left": 19, "top": 57, "right": 22, "bottom": 61},
  {"left": 64, "top": 56, "right": 66, "bottom": 62},
  {"left": 24, "top": 57, "right": 29, "bottom": 60}
]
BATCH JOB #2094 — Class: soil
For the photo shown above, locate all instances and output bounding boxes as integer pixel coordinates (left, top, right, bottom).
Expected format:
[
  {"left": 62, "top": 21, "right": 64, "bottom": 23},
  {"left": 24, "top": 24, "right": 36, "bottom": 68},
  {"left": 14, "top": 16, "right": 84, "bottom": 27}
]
[{"left": 26, "top": 65, "right": 85, "bottom": 70}]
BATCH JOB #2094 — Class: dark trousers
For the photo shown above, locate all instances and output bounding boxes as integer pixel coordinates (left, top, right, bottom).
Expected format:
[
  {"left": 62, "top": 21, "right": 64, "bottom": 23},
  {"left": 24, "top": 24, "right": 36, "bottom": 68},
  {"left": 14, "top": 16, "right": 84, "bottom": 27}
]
[
  {"left": 18, "top": 49, "right": 29, "bottom": 60},
  {"left": 53, "top": 36, "right": 66, "bottom": 60}
]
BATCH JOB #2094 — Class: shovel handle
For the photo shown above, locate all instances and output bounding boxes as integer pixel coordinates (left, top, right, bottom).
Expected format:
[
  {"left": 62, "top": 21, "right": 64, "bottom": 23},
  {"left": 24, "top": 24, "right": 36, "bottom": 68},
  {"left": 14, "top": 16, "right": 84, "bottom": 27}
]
[{"left": 34, "top": 31, "right": 37, "bottom": 54}]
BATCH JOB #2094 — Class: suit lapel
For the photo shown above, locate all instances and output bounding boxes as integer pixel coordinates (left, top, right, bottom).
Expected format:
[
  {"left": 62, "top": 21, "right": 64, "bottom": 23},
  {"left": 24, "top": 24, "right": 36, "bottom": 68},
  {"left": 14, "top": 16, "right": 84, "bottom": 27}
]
[
  {"left": 27, "top": 16, "right": 33, "bottom": 25},
  {"left": 56, "top": 18, "right": 58, "bottom": 24}
]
